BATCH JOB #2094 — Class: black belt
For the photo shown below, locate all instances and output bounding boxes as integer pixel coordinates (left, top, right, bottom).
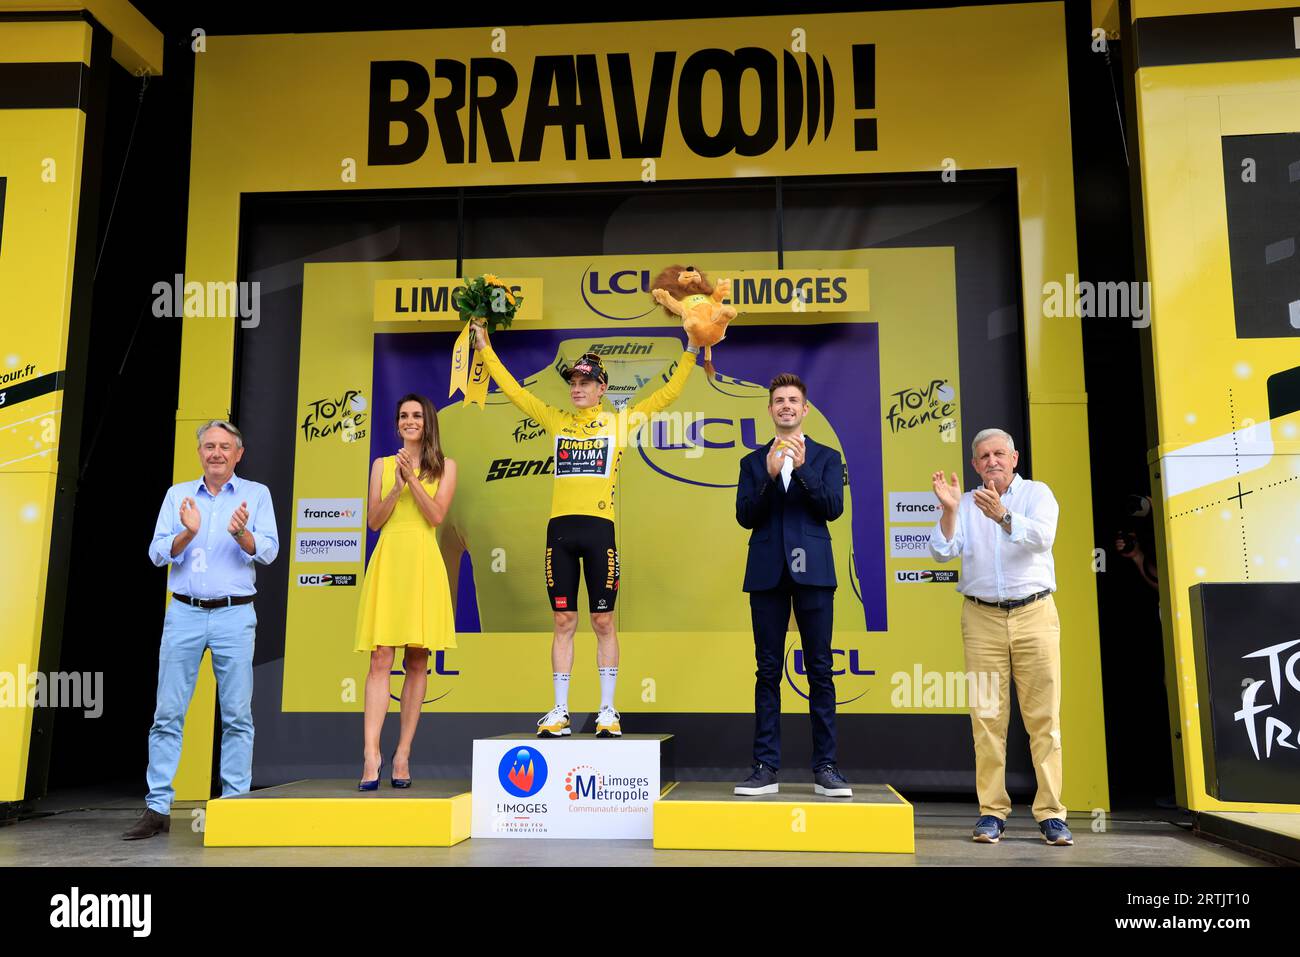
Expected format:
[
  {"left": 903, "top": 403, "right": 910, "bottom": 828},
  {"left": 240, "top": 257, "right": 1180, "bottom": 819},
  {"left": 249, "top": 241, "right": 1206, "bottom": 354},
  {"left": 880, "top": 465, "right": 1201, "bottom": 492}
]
[
  {"left": 172, "top": 593, "right": 255, "bottom": 609},
  {"left": 967, "top": 589, "right": 1051, "bottom": 611}
]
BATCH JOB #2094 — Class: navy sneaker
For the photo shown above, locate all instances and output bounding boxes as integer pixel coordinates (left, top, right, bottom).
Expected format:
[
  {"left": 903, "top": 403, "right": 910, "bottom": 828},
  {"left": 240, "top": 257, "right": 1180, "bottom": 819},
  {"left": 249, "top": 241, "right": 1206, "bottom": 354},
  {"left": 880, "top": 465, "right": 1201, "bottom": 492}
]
[
  {"left": 734, "top": 763, "right": 779, "bottom": 796},
  {"left": 1040, "top": 818, "right": 1074, "bottom": 846},
  {"left": 813, "top": 764, "right": 853, "bottom": 797},
  {"left": 972, "top": 815, "right": 1005, "bottom": 843}
]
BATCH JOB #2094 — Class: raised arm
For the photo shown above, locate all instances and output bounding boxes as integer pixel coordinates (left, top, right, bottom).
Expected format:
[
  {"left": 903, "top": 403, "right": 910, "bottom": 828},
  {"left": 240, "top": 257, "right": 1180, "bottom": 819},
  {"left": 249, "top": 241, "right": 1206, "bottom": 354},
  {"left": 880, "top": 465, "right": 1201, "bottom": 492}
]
[
  {"left": 929, "top": 470, "right": 964, "bottom": 561},
  {"left": 473, "top": 324, "right": 561, "bottom": 430},
  {"left": 631, "top": 349, "right": 697, "bottom": 418}
]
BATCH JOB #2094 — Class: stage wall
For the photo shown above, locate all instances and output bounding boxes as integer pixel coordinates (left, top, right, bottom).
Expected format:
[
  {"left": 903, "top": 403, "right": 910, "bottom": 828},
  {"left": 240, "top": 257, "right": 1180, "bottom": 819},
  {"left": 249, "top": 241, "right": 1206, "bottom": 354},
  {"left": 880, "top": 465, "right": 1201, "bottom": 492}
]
[
  {"left": 1129, "top": 0, "right": 1300, "bottom": 812},
  {"left": 173, "top": 4, "right": 1108, "bottom": 807}
]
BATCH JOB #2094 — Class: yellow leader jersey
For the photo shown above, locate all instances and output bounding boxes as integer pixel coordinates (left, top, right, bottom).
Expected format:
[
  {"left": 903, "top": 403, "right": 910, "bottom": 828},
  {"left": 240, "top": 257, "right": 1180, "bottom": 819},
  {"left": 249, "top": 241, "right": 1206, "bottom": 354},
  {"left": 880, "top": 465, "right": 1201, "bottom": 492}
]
[
  {"left": 478, "top": 342, "right": 695, "bottom": 522},
  {"left": 436, "top": 337, "right": 858, "bottom": 634}
]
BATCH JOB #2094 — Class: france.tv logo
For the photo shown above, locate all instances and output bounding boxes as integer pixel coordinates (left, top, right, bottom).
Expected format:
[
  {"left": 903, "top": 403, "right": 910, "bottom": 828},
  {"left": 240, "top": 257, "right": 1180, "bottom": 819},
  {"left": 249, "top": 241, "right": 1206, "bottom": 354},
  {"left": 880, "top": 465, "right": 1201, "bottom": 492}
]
[{"left": 498, "top": 746, "right": 548, "bottom": 797}]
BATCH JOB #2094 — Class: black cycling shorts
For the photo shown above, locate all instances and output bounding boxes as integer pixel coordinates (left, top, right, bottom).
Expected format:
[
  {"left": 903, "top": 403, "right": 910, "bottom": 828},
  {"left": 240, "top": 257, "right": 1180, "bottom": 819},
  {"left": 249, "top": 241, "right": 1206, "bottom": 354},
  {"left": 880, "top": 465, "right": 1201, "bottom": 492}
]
[{"left": 544, "top": 515, "right": 619, "bottom": 614}]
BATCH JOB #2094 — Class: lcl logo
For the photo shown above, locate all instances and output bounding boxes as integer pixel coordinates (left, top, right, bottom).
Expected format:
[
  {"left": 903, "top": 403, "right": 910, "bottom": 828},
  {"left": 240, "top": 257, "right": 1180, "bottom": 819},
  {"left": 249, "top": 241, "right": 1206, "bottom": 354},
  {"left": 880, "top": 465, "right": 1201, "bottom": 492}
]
[
  {"left": 783, "top": 645, "right": 873, "bottom": 706},
  {"left": 581, "top": 267, "right": 655, "bottom": 321},
  {"left": 390, "top": 650, "right": 459, "bottom": 704}
]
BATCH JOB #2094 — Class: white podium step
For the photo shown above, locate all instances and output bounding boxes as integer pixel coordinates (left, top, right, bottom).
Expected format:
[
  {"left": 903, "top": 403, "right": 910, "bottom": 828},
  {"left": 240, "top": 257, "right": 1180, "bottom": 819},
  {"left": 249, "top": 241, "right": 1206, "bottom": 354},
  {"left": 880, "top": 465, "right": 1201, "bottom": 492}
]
[{"left": 471, "top": 733, "right": 673, "bottom": 839}]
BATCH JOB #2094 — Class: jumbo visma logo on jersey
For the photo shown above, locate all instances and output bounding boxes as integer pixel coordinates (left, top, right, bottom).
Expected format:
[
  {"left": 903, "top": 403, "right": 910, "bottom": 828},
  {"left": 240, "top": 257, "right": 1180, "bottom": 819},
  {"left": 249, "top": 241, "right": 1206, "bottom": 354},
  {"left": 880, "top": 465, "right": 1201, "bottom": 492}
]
[{"left": 555, "top": 436, "right": 610, "bottom": 477}]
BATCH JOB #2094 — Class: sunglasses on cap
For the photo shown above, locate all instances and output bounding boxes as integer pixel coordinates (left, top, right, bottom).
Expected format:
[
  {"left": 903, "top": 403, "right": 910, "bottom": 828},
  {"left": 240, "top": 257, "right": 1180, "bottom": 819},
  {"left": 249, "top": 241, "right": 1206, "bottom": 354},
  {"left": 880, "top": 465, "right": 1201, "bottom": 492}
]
[{"left": 562, "top": 352, "right": 608, "bottom": 385}]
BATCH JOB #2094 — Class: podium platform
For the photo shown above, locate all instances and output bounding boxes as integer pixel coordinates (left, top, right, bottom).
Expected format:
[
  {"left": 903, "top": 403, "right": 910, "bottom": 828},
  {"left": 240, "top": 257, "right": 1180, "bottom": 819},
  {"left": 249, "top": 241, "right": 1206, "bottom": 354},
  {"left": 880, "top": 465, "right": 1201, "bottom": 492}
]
[
  {"left": 472, "top": 733, "right": 672, "bottom": 839},
  {"left": 203, "top": 778, "right": 472, "bottom": 847},
  {"left": 653, "top": 782, "right": 914, "bottom": 853}
]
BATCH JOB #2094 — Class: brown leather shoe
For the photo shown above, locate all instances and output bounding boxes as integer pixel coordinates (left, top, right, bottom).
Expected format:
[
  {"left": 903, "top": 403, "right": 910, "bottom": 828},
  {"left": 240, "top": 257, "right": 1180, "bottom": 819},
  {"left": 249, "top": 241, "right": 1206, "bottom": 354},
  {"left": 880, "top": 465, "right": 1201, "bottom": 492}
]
[{"left": 121, "top": 808, "right": 170, "bottom": 840}]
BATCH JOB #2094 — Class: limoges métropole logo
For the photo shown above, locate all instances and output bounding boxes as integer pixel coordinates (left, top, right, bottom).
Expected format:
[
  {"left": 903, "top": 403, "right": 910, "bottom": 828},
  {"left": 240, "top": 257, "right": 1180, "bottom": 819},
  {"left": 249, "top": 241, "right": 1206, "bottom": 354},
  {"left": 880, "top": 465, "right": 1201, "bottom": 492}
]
[
  {"left": 498, "top": 746, "right": 548, "bottom": 798},
  {"left": 563, "top": 763, "right": 651, "bottom": 804}
]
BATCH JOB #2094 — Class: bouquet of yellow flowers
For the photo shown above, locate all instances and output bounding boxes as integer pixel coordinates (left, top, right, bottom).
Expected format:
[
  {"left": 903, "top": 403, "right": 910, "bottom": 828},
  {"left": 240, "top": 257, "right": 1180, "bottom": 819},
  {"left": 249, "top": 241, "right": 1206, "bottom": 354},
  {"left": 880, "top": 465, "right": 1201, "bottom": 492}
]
[{"left": 454, "top": 273, "right": 523, "bottom": 334}]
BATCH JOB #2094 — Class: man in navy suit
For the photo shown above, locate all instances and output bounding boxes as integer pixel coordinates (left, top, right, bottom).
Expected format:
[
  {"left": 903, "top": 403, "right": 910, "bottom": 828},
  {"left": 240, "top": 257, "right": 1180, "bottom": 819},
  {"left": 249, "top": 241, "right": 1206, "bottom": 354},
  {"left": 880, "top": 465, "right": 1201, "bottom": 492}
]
[{"left": 734, "top": 374, "right": 851, "bottom": 797}]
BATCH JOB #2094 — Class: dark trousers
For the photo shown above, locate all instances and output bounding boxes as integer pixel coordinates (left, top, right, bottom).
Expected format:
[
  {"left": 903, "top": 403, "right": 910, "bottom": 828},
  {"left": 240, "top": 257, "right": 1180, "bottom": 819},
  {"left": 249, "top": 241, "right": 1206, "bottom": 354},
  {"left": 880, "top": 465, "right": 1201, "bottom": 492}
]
[{"left": 749, "top": 565, "right": 837, "bottom": 770}]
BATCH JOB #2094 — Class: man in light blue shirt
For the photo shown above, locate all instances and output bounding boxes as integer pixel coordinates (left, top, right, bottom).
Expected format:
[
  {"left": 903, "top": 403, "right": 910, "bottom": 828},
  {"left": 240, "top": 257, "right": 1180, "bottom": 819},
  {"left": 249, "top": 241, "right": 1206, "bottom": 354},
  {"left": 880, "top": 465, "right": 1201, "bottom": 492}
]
[
  {"left": 929, "top": 428, "right": 1072, "bottom": 848},
  {"left": 123, "top": 420, "right": 279, "bottom": 840}
]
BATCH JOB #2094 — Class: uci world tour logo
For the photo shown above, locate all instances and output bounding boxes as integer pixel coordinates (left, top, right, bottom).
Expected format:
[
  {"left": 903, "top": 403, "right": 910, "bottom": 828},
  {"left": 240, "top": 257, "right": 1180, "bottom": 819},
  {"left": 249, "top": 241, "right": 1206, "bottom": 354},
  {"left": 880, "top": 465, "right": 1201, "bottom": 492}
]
[
  {"left": 580, "top": 265, "right": 657, "bottom": 321},
  {"left": 499, "top": 746, "right": 548, "bottom": 797}
]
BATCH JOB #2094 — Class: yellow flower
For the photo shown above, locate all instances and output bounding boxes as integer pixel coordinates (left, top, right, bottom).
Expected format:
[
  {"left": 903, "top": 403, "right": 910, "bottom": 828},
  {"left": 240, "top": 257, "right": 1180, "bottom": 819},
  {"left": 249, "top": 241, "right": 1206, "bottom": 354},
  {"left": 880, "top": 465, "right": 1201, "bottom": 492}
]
[
  {"left": 505, "top": 291, "right": 517, "bottom": 305},
  {"left": 482, "top": 273, "right": 502, "bottom": 285}
]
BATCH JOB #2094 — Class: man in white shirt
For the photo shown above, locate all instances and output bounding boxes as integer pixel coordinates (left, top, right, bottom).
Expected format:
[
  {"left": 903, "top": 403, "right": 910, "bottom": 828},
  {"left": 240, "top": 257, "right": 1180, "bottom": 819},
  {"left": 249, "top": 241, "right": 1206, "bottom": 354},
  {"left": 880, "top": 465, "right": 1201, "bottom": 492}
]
[{"left": 929, "top": 428, "right": 1072, "bottom": 847}]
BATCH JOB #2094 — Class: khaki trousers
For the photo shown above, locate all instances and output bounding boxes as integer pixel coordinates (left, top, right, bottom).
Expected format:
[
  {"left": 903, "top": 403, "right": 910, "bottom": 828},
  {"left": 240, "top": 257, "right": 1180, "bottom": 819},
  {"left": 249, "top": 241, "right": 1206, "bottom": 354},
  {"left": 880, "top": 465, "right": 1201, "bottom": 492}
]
[{"left": 960, "top": 593, "right": 1065, "bottom": 822}]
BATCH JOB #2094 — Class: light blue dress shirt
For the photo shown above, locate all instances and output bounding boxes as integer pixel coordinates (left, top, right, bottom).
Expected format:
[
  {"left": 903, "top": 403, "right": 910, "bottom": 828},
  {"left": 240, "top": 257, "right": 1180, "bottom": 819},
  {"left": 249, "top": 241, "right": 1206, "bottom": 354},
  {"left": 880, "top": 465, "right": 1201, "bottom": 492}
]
[
  {"left": 148, "top": 473, "right": 279, "bottom": 598},
  {"left": 928, "top": 472, "right": 1058, "bottom": 602}
]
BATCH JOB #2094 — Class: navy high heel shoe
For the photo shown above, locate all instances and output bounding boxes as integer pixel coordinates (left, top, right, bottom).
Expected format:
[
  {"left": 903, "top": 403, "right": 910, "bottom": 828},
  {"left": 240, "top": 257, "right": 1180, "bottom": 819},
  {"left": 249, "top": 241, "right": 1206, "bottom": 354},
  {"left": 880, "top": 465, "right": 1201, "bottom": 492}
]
[
  {"left": 358, "top": 755, "right": 383, "bottom": 792},
  {"left": 390, "top": 752, "right": 411, "bottom": 789}
]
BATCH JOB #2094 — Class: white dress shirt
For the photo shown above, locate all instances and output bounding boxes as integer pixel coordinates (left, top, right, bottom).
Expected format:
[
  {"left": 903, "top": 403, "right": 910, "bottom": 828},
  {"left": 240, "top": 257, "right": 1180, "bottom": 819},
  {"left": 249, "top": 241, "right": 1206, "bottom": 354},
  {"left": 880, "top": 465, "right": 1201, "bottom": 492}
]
[{"left": 928, "top": 473, "right": 1058, "bottom": 601}]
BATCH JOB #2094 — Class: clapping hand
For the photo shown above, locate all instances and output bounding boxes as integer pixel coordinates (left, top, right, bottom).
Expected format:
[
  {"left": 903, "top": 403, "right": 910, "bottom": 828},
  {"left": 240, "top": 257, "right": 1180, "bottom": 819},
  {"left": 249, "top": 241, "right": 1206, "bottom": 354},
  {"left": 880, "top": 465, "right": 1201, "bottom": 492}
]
[
  {"left": 931, "top": 471, "right": 961, "bottom": 511},
  {"left": 783, "top": 434, "right": 806, "bottom": 469},
  {"left": 227, "top": 500, "right": 250, "bottom": 537},
  {"left": 972, "top": 481, "right": 1005, "bottom": 522},
  {"left": 179, "top": 497, "right": 201, "bottom": 533},
  {"left": 766, "top": 442, "right": 785, "bottom": 478},
  {"left": 395, "top": 448, "right": 415, "bottom": 488}
]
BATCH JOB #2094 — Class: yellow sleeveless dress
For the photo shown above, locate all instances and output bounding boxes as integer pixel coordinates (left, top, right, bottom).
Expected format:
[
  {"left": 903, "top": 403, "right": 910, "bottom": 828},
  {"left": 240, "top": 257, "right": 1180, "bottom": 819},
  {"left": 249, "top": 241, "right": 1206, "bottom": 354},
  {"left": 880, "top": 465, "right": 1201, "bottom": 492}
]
[{"left": 354, "top": 456, "right": 457, "bottom": 652}]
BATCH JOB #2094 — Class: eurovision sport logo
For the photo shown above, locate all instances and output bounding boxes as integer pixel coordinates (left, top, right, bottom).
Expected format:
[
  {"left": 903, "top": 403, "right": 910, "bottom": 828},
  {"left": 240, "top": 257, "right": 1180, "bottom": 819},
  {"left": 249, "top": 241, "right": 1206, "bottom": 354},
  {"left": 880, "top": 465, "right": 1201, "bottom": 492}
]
[{"left": 499, "top": 746, "right": 548, "bottom": 798}]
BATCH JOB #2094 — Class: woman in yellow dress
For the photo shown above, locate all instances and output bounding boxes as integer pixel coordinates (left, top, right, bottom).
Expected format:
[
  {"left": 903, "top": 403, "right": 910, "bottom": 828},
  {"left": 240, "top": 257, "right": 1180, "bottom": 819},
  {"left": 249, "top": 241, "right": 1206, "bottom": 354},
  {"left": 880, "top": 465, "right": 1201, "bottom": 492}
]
[{"left": 354, "top": 393, "right": 458, "bottom": 789}]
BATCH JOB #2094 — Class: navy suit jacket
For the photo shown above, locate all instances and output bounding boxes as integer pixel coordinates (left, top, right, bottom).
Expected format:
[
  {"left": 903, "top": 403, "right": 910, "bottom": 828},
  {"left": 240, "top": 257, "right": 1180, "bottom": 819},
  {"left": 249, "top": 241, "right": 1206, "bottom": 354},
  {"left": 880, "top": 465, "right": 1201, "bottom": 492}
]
[{"left": 736, "top": 436, "right": 844, "bottom": 592}]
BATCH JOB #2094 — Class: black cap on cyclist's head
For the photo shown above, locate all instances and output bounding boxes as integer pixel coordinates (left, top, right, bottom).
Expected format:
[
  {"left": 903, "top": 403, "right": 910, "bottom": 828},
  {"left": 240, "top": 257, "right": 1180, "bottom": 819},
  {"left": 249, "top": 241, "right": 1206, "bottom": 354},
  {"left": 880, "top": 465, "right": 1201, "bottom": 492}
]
[{"left": 562, "top": 352, "right": 609, "bottom": 385}]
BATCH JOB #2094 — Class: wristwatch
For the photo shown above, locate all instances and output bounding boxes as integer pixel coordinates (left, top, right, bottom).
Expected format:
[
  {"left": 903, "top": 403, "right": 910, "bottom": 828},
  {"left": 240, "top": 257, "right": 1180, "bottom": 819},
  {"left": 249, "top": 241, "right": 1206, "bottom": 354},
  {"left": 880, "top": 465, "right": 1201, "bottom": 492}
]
[{"left": 999, "top": 510, "right": 1013, "bottom": 529}]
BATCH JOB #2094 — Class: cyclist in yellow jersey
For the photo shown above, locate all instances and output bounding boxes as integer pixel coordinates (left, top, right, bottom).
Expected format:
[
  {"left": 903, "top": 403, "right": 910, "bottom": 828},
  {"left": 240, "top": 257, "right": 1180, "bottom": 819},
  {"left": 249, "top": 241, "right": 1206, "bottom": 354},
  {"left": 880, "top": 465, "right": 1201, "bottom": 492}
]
[
  {"left": 435, "top": 337, "right": 859, "bottom": 635},
  {"left": 470, "top": 321, "right": 700, "bottom": 737}
]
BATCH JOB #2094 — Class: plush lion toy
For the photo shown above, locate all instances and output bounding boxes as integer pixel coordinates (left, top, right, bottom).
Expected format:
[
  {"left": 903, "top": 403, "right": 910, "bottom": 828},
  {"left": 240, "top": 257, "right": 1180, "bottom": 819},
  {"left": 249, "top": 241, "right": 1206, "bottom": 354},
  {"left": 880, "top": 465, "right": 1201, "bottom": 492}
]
[{"left": 650, "top": 264, "right": 736, "bottom": 374}]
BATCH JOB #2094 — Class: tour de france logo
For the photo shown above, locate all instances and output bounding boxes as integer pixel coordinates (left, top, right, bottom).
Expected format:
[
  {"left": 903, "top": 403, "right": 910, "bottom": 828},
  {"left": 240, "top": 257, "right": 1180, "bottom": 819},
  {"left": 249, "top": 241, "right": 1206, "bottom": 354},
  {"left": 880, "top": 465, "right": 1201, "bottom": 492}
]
[{"left": 498, "top": 746, "right": 548, "bottom": 798}]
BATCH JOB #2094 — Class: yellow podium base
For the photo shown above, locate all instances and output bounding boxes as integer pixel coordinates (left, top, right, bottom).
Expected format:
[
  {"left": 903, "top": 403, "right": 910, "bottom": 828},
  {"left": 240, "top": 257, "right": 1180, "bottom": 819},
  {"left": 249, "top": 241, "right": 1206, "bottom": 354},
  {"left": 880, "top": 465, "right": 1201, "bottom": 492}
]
[
  {"left": 653, "top": 782, "right": 914, "bottom": 853},
  {"left": 204, "top": 779, "right": 471, "bottom": 847}
]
